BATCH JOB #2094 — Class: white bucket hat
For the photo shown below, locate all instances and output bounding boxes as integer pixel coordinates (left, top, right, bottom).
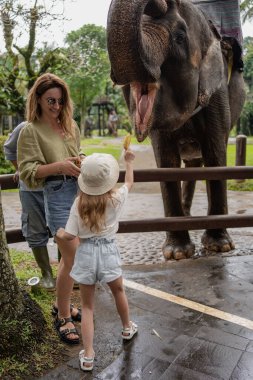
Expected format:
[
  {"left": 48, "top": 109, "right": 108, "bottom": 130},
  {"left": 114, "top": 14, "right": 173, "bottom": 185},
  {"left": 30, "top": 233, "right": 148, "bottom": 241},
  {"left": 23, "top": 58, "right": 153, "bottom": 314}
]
[{"left": 78, "top": 153, "right": 120, "bottom": 195}]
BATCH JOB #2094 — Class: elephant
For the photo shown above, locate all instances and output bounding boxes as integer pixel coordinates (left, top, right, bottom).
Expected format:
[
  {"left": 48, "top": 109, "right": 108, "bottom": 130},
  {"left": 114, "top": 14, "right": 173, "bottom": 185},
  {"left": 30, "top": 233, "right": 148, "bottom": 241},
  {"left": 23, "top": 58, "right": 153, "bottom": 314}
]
[{"left": 107, "top": 0, "right": 246, "bottom": 260}]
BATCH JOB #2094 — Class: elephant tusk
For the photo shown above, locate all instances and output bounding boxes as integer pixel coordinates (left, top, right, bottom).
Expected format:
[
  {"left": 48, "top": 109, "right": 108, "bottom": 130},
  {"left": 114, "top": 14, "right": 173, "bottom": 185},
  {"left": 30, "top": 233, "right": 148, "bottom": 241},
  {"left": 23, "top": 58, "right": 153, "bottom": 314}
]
[{"left": 191, "top": 105, "right": 203, "bottom": 117}]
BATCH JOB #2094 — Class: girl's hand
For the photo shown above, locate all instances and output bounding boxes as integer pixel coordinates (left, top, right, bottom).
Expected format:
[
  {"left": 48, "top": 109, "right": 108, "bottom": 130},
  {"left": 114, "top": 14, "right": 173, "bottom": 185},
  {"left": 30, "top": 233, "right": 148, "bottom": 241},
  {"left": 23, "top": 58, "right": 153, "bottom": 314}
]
[{"left": 124, "top": 150, "right": 135, "bottom": 162}]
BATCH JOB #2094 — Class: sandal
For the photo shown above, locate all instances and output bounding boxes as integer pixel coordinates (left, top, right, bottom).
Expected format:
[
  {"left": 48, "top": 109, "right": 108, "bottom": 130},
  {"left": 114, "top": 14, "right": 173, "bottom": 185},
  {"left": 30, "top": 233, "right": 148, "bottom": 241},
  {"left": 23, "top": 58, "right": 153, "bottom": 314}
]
[
  {"left": 52, "top": 304, "right": 82, "bottom": 322},
  {"left": 122, "top": 321, "right": 138, "bottom": 340},
  {"left": 54, "top": 316, "right": 80, "bottom": 345},
  {"left": 79, "top": 350, "right": 95, "bottom": 371}
]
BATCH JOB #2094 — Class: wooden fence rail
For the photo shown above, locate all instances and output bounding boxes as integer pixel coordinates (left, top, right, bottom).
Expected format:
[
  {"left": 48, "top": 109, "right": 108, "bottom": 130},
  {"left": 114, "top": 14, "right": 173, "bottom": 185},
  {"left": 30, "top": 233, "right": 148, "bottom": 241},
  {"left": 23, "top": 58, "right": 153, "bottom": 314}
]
[{"left": 1, "top": 166, "right": 253, "bottom": 244}]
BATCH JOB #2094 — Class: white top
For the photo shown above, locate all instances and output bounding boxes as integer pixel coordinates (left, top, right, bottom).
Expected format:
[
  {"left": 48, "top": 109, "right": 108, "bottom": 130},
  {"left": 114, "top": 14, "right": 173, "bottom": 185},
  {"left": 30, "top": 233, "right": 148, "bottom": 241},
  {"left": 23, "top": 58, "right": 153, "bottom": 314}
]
[{"left": 65, "top": 184, "right": 128, "bottom": 238}]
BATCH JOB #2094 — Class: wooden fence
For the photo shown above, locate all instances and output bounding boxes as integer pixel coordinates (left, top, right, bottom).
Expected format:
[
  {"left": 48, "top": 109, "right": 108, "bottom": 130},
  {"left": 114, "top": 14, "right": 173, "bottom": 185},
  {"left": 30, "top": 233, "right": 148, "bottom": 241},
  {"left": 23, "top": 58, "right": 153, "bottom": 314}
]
[{"left": 1, "top": 165, "right": 253, "bottom": 244}]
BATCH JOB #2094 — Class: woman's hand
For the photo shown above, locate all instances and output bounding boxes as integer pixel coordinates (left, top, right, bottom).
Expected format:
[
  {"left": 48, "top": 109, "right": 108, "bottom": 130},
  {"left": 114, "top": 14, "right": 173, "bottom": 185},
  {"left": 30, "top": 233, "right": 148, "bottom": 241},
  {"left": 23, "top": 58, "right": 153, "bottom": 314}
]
[
  {"left": 56, "top": 227, "right": 65, "bottom": 239},
  {"left": 58, "top": 157, "right": 81, "bottom": 177},
  {"left": 13, "top": 170, "right": 20, "bottom": 183},
  {"left": 56, "top": 228, "right": 76, "bottom": 241}
]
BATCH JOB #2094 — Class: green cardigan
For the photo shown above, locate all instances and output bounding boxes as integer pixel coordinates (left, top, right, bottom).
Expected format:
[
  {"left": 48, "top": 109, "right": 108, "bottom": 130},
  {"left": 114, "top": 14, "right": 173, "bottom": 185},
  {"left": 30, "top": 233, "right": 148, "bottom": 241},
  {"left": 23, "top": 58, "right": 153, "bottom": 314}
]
[{"left": 17, "top": 121, "right": 81, "bottom": 189}]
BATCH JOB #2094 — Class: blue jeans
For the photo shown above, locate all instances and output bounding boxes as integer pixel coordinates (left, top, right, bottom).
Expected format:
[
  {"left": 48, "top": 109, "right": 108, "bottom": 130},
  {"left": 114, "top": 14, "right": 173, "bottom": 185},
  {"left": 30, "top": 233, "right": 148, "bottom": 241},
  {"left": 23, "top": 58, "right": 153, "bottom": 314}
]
[
  {"left": 43, "top": 178, "right": 78, "bottom": 236},
  {"left": 19, "top": 190, "right": 49, "bottom": 248}
]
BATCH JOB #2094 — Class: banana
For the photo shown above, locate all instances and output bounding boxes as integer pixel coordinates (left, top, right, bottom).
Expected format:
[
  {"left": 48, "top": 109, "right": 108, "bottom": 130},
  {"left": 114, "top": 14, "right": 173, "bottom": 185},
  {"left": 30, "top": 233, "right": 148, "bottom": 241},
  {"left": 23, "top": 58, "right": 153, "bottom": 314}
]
[
  {"left": 123, "top": 134, "right": 131, "bottom": 150},
  {"left": 75, "top": 159, "right": 81, "bottom": 168}
]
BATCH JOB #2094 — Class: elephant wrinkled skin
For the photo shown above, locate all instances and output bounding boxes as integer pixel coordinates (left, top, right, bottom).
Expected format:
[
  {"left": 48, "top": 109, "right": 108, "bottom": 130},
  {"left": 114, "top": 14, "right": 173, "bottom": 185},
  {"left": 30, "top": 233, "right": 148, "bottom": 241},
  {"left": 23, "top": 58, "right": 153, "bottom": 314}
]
[{"left": 107, "top": 0, "right": 246, "bottom": 260}]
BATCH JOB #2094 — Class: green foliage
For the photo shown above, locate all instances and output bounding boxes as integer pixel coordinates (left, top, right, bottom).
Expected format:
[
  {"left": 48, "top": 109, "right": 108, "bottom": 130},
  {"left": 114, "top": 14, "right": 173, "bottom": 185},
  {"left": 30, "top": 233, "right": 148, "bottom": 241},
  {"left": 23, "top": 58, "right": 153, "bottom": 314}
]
[
  {"left": 0, "top": 1, "right": 76, "bottom": 118},
  {"left": 105, "top": 81, "right": 129, "bottom": 121},
  {"left": 239, "top": 101, "right": 253, "bottom": 135},
  {"left": 33, "top": 46, "right": 73, "bottom": 82},
  {"left": 240, "top": 37, "right": 253, "bottom": 137},
  {"left": 243, "top": 37, "right": 253, "bottom": 90},
  {"left": 63, "top": 24, "right": 111, "bottom": 131},
  {"left": 0, "top": 135, "right": 15, "bottom": 174},
  {"left": 241, "top": 0, "right": 253, "bottom": 22},
  {"left": 0, "top": 55, "right": 25, "bottom": 116}
]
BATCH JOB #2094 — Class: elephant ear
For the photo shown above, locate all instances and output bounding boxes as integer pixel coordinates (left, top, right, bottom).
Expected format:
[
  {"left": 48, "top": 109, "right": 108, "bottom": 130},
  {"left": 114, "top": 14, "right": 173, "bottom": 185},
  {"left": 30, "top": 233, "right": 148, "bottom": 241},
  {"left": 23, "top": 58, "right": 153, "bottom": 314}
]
[{"left": 198, "top": 39, "right": 224, "bottom": 106}]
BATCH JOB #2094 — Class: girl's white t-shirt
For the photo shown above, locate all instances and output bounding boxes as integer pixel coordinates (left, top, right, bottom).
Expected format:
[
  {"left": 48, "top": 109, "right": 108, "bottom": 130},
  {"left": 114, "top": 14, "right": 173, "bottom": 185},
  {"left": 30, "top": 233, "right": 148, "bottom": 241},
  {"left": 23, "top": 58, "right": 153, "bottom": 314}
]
[{"left": 65, "top": 184, "right": 128, "bottom": 238}]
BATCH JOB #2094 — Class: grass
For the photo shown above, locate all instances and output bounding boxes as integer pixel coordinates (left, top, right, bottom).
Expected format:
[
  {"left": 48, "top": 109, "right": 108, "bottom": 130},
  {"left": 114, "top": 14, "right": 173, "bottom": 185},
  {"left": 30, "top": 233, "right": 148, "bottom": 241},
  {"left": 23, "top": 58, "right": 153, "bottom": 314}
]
[
  {"left": 227, "top": 144, "right": 253, "bottom": 166},
  {"left": 80, "top": 129, "right": 151, "bottom": 159},
  {"left": 226, "top": 144, "right": 253, "bottom": 190},
  {"left": 82, "top": 130, "right": 253, "bottom": 164}
]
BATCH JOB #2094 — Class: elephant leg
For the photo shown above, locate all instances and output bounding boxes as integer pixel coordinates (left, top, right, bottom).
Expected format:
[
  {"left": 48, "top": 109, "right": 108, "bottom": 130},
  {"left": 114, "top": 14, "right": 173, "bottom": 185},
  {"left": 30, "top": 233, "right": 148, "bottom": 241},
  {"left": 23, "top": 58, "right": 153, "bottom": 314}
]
[
  {"left": 182, "top": 181, "right": 195, "bottom": 216},
  {"left": 201, "top": 179, "right": 235, "bottom": 252},
  {"left": 151, "top": 132, "right": 195, "bottom": 260},
  {"left": 201, "top": 123, "right": 234, "bottom": 252},
  {"left": 161, "top": 181, "right": 195, "bottom": 260},
  {"left": 182, "top": 158, "right": 202, "bottom": 216}
]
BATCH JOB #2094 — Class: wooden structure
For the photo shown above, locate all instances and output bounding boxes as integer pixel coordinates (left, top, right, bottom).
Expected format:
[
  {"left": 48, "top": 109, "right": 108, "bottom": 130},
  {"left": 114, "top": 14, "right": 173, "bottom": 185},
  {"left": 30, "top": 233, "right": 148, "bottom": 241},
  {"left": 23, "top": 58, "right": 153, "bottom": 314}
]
[
  {"left": 88, "top": 96, "right": 114, "bottom": 136},
  {"left": 1, "top": 165, "right": 253, "bottom": 243}
]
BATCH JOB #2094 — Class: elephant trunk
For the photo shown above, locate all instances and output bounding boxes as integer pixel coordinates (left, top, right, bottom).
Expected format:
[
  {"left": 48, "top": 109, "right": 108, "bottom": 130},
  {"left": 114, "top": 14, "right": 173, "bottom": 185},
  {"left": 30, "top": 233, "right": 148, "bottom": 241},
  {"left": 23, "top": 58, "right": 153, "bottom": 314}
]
[{"left": 107, "top": 0, "right": 169, "bottom": 84}]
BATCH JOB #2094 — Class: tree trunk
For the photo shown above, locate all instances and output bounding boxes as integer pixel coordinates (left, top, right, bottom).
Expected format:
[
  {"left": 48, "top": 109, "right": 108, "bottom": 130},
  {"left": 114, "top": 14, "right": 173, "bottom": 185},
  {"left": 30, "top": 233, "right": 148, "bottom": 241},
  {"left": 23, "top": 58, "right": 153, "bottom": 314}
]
[
  {"left": 0, "top": 189, "right": 46, "bottom": 359},
  {"left": 0, "top": 191, "right": 23, "bottom": 320}
]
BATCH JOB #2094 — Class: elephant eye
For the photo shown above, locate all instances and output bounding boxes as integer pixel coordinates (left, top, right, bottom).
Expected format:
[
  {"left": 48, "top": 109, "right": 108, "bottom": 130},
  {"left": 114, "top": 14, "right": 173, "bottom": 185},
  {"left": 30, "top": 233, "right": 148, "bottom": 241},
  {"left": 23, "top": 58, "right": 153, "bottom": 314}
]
[{"left": 174, "top": 31, "right": 186, "bottom": 44}]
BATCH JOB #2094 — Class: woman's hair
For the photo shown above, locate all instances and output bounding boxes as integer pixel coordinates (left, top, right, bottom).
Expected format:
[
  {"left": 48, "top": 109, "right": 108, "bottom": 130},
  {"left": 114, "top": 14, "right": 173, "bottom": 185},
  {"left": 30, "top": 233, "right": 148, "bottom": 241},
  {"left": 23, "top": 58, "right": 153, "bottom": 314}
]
[
  {"left": 77, "top": 190, "right": 116, "bottom": 233},
  {"left": 26, "top": 73, "right": 74, "bottom": 135}
]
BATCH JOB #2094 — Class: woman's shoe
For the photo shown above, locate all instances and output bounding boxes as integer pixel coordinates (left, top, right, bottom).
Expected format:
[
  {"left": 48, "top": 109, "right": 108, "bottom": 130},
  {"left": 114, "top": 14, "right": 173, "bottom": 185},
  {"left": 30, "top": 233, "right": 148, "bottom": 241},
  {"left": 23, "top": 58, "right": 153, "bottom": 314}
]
[
  {"left": 52, "top": 304, "right": 81, "bottom": 322},
  {"left": 54, "top": 316, "right": 80, "bottom": 345},
  {"left": 122, "top": 321, "right": 138, "bottom": 340},
  {"left": 79, "top": 350, "right": 95, "bottom": 371}
]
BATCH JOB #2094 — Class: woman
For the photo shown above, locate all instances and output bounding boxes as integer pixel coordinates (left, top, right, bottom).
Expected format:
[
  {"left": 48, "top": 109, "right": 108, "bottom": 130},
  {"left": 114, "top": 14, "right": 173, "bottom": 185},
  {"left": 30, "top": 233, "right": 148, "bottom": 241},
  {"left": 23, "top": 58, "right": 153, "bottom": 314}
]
[
  {"left": 4, "top": 121, "right": 55, "bottom": 290},
  {"left": 18, "top": 73, "right": 84, "bottom": 344}
]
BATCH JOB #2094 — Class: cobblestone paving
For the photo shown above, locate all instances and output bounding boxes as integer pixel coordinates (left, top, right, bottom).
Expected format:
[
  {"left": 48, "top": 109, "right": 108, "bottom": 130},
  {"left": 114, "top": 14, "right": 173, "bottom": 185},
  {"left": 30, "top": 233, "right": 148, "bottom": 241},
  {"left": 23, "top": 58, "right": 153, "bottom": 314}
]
[{"left": 3, "top": 189, "right": 253, "bottom": 265}]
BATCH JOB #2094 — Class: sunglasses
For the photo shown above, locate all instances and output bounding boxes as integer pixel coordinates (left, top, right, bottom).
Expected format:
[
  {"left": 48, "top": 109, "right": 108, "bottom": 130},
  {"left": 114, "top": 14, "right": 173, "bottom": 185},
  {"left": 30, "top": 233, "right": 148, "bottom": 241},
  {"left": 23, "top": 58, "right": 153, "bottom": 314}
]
[{"left": 46, "top": 97, "right": 64, "bottom": 106}]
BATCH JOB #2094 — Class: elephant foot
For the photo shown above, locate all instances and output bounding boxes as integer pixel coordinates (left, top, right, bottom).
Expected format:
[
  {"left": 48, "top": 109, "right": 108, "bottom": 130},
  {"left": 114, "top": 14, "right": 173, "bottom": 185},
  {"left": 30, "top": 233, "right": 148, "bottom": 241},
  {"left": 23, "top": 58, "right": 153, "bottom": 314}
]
[
  {"left": 201, "top": 230, "right": 235, "bottom": 252},
  {"left": 162, "top": 240, "right": 195, "bottom": 260}
]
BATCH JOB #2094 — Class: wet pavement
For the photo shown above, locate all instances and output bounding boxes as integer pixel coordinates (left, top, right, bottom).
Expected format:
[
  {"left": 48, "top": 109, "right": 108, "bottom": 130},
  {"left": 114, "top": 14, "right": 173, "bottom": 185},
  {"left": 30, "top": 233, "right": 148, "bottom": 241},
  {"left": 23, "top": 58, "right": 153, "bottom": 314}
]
[
  {"left": 2, "top": 144, "right": 253, "bottom": 379},
  {"left": 38, "top": 257, "right": 253, "bottom": 379}
]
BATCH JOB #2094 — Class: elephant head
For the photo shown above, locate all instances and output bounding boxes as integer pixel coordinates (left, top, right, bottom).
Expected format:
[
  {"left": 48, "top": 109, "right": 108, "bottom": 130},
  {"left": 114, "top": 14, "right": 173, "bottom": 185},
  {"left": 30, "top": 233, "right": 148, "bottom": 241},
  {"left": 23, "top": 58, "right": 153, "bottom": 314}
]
[{"left": 107, "top": 0, "right": 224, "bottom": 142}]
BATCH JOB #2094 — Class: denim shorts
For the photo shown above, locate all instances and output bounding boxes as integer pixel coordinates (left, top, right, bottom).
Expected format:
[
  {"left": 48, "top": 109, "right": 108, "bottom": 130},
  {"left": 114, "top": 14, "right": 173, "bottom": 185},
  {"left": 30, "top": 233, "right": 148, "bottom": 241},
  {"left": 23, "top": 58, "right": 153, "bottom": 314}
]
[
  {"left": 19, "top": 190, "right": 49, "bottom": 248},
  {"left": 70, "top": 237, "right": 122, "bottom": 285},
  {"left": 43, "top": 178, "right": 78, "bottom": 236}
]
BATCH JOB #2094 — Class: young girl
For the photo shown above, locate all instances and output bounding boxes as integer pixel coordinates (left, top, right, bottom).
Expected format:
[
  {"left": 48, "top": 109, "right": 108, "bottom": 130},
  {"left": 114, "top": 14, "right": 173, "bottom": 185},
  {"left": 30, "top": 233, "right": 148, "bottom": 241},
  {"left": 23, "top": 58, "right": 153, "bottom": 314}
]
[{"left": 56, "top": 150, "right": 138, "bottom": 371}]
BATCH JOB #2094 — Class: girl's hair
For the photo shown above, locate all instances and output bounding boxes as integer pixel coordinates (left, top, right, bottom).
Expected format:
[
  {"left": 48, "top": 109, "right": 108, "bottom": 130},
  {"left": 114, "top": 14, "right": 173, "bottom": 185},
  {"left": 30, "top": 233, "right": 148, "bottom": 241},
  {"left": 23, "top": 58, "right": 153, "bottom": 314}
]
[
  {"left": 77, "top": 190, "right": 116, "bottom": 233},
  {"left": 26, "top": 73, "right": 74, "bottom": 136}
]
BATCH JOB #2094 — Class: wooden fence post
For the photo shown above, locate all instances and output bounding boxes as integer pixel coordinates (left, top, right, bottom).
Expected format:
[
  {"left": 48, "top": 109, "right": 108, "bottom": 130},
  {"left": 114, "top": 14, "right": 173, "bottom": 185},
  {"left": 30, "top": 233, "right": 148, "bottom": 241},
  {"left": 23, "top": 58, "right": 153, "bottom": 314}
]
[{"left": 235, "top": 134, "right": 247, "bottom": 183}]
